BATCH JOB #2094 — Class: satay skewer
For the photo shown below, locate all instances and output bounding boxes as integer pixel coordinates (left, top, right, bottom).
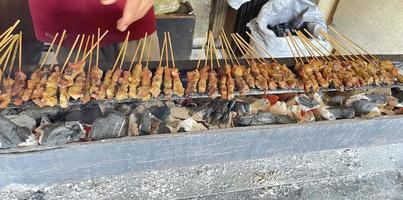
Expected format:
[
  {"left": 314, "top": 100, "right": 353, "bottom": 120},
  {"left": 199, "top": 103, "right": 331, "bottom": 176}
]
[
  {"left": 11, "top": 32, "right": 27, "bottom": 106},
  {"left": 137, "top": 33, "right": 153, "bottom": 100},
  {"left": 115, "top": 33, "right": 133, "bottom": 101},
  {"left": 106, "top": 32, "right": 130, "bottom": 99},
  {"left": 163, "top": 32, "right": 174, "bottom": 98},
  {"left": 90, "top": 29, "right": 105, "bottom": 99},
  {"left": 167, "top": 32, "right": 185, "bottom": 97},
  {"left": 0, "top": 35, "right": 19, "bottom": 109},
  {"left": 206, "top": 32, "right": 219, "bottom": 99},
  {"left": 81, "top": 35, "right": 95, "bottom": 104},
  {"left": 150, "top": 34, "right": 167, "bottom": 98},
  {"left": 197, "top": 33, "right": 211, "bottom": 94},
  {"left": 68, "top": 35, "right": 90, "bottom": 101},
  {"left": 233, "top": 33, "right": 270, "bottom": 90},
  {"left": 219, "top": 35, "right": 236, "bottom": 99},
  {"left": 128, "top": 33, "right": 147, "bottom": 99},
  {"left": 58, "top": 34, "right": 81, "bottom": 108},
  {"left": 231, "top": 34, "right": 255, "bottom": 89},
  {"left": 26, "top": 33, "right": 59, "bottom": 104},
  {"left": 221, "top": 31, "right": 249, "bottom": 95}
]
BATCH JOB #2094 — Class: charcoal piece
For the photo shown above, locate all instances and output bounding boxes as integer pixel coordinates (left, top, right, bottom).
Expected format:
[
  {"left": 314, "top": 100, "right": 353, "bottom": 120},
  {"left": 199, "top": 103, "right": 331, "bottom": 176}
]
[
  {"left": 179, "top": 118, "right": 207, "bottom": 132},
  {"left": 352, "top": 100, "right": 378, "bottom": 115},
  {"left": 128, "top": 114, "right": 140, "bottom": 137},
  {"left": 0, "top": 115, "right": 36, "bottom": 149},
  {"left": 274, "top": 115, "right": 297, "bottom": 124},
  {"left": 169, "top": 107, "right": 191, "bottom": 120},
  {"left": 5, "top": 114, "right": 37, "bottom": 131},
  {"left": 234, "top": 102, "right": 252, "bottom": 116},
  {"left": 21, "top": 107, "right": 63, "bottom": 121},
  {"left": 366, "top": 93, "right": 387, "bottom": 105},
  {"left": 238, "top": 113, "right": 296, "bottom": 126},
  {"left": 65, "top": 104, "right": 102, "bottom": 124},
  {"left": 90, "top": 113, "right": 126, "bottom": 140},
  {"left": 296, "top": 96, "right": 320, "bottom": 111},
  {"left": 38, "top": 122, "right": 85, "bottom": 146},
  {"left": 140, "top": 109, "right": 163, "bottom": 135},
  {"left": 328, "top": 107, "right": 356, "bottom": 119},
  {"left": 328, "top": 95, "right": 345, "bottom": 106},
  {"left": 151, "top": 106, "right": 171, "bottom": 121}
]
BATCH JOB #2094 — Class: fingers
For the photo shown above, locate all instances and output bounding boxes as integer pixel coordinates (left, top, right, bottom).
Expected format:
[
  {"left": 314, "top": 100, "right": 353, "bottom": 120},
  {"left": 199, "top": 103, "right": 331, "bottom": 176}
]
[
  {"left": 100, "top": 0, "right": 117, "bottom": 5},
  {"left": 117, "top": 0, "right": 141, "bottom": 32},
  {"left": 104, "top": 0, "right": 154, "bottom": 32}
]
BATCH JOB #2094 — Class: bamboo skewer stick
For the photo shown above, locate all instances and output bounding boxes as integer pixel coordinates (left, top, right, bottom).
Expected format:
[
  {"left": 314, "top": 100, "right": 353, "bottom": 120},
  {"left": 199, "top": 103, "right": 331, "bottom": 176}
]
[
  {"left": 96, "top": 29, "right": 100, "bottom": 67},
  {"left": 231, "top": 34, "right": 251, "bottom": 65},
  {"left": 204, "top": 32, "right": 211, "bottom": 67},
  {"left": 303, "top": 29, "right": 339, "bottom": 61},
  {"left": 61, "top": 34, "right": 81, "bottom": 72},
  {"left": 296, "top": 31, "right": 330, "bottom": 61},
  {"left": 111, "top": 32, "right": 129, "bottom": 72},
  {"left": 287, "top": 34, "right": 304, "bottom": 64},
  {"left": 82, "top": 30, "right": 108, "bottom": 61},
  {"left": 210, "top": 33, "right": 221, "bottom": 69},
  {"left": 232, "top": 33, "right": 254, "bottom": 63},
  {"left": 158, "top": 35, "right": 167, "bottom": 68},
  {"left": 8, "top": 35, "right": 20, "bottom": 76},
  {"left": 0, "top": 36, "right": 15, "bottom": 68},
  {"left": 289, "top": 34, "right": 309, "bottom": 63},
  {"left": 0, "top": 20, "right": 20, "bottom": 39},
  {"left": 284, "top": 34, "right": 298, "bottom": 64},
  {"left": 18, "top": 32, "right": 23, "bottom": 71},
  {"left": 88, "top": 35, "right": 95, "bottom": 73},
  {"left": 167, "top": 32, "right": 176, "bottom": 68},
  {"left": 219, "top": 36, "right": 228, "bottom": 66},
  {"left": 51, "top": 30, "right": 67, "bottom": 70},
  {"left": 128, "top": 38, "right": 143, "bottom": 71},
  {"left": 0, "top": 35, "right": 15, "bottom": 53},
  {"left": 328, "top": 26, "right": 376, "bottom": 60},
  {"left": 138, "top": 33, "right": 148, "bottom": 66},
  {"left": 119, "top": 32, "right": 130, "bottom": 70},
  {"left": 0, "top": 20, "right": 20, "bottom": 48},
  {"left": 39, "top": 33, "right": 59, "bottom": 70},
  {"left": 81, "top": 35, "right": 90, "bottom": 60},
  {"left": 146, "top": 33, "right": 154, "bottom": 69},
  {"left": 221, "top": 31, "right": 240, "bottom": 66},
  {"left": 220, "top": 34, "right": 235, "bottom": 66},
  {"left": 209, "top": 34, "right": 214, "bottom": 70},
  {"left": 234, "top": 33, "right": 265, "bottom": 64},
  {"left": 245, "top": 32, "right": 277, "bottom": 62},
  {"left": 196, "top": 41, "right": 206, "bottom": 69},
  {"left": 74, "top": 34, "right": 86, "bottom": 63},
  {"left": 319, "top": 31, "right": 351, "bottom": 61},
  {"left": 320, "top": 31, "right": 361, "bottom": 61},
  {"left": 1, "top": 36, "right": 18, "bottom": 72},
  {"left": 296, "top": 32, "right": 317, "bottom": 61}
]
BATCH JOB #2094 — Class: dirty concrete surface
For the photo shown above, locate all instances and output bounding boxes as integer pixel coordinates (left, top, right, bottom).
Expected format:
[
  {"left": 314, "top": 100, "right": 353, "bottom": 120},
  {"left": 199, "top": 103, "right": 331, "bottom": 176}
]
[{"left": 1, "top": 143, "right": 403, "bottom": 200}]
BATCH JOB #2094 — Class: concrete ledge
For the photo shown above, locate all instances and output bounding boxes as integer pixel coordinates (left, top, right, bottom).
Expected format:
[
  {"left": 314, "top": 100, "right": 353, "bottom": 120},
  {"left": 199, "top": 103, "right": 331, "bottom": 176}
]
[{"left": 1, "top": 116, "right": 403, "bottom": 188}]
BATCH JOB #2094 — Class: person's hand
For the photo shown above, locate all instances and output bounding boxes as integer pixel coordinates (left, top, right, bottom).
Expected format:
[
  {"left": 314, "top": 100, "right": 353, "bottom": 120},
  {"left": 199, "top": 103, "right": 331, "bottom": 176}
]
[{"left": 101, "top": 0, "right": 154, "bottom": 32}]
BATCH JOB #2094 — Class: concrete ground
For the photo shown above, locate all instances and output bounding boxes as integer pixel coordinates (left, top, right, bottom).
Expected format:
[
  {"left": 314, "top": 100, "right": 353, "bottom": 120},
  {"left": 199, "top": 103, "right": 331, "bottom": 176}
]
[{"left": 2, "top": 143, "right": 403, "bottom": 200}]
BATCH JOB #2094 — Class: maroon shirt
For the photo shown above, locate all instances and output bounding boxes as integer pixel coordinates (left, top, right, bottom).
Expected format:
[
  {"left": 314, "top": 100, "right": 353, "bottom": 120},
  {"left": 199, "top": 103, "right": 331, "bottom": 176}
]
[{"left": 28, "top": 0, "right": 156, "bottom": 47}]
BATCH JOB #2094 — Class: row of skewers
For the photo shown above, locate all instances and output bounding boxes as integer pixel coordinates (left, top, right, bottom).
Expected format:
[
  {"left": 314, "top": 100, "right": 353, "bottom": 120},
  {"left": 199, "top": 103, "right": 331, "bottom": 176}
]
[{"left": 0, "top": 21, "right": 402, "bottom": 109}]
